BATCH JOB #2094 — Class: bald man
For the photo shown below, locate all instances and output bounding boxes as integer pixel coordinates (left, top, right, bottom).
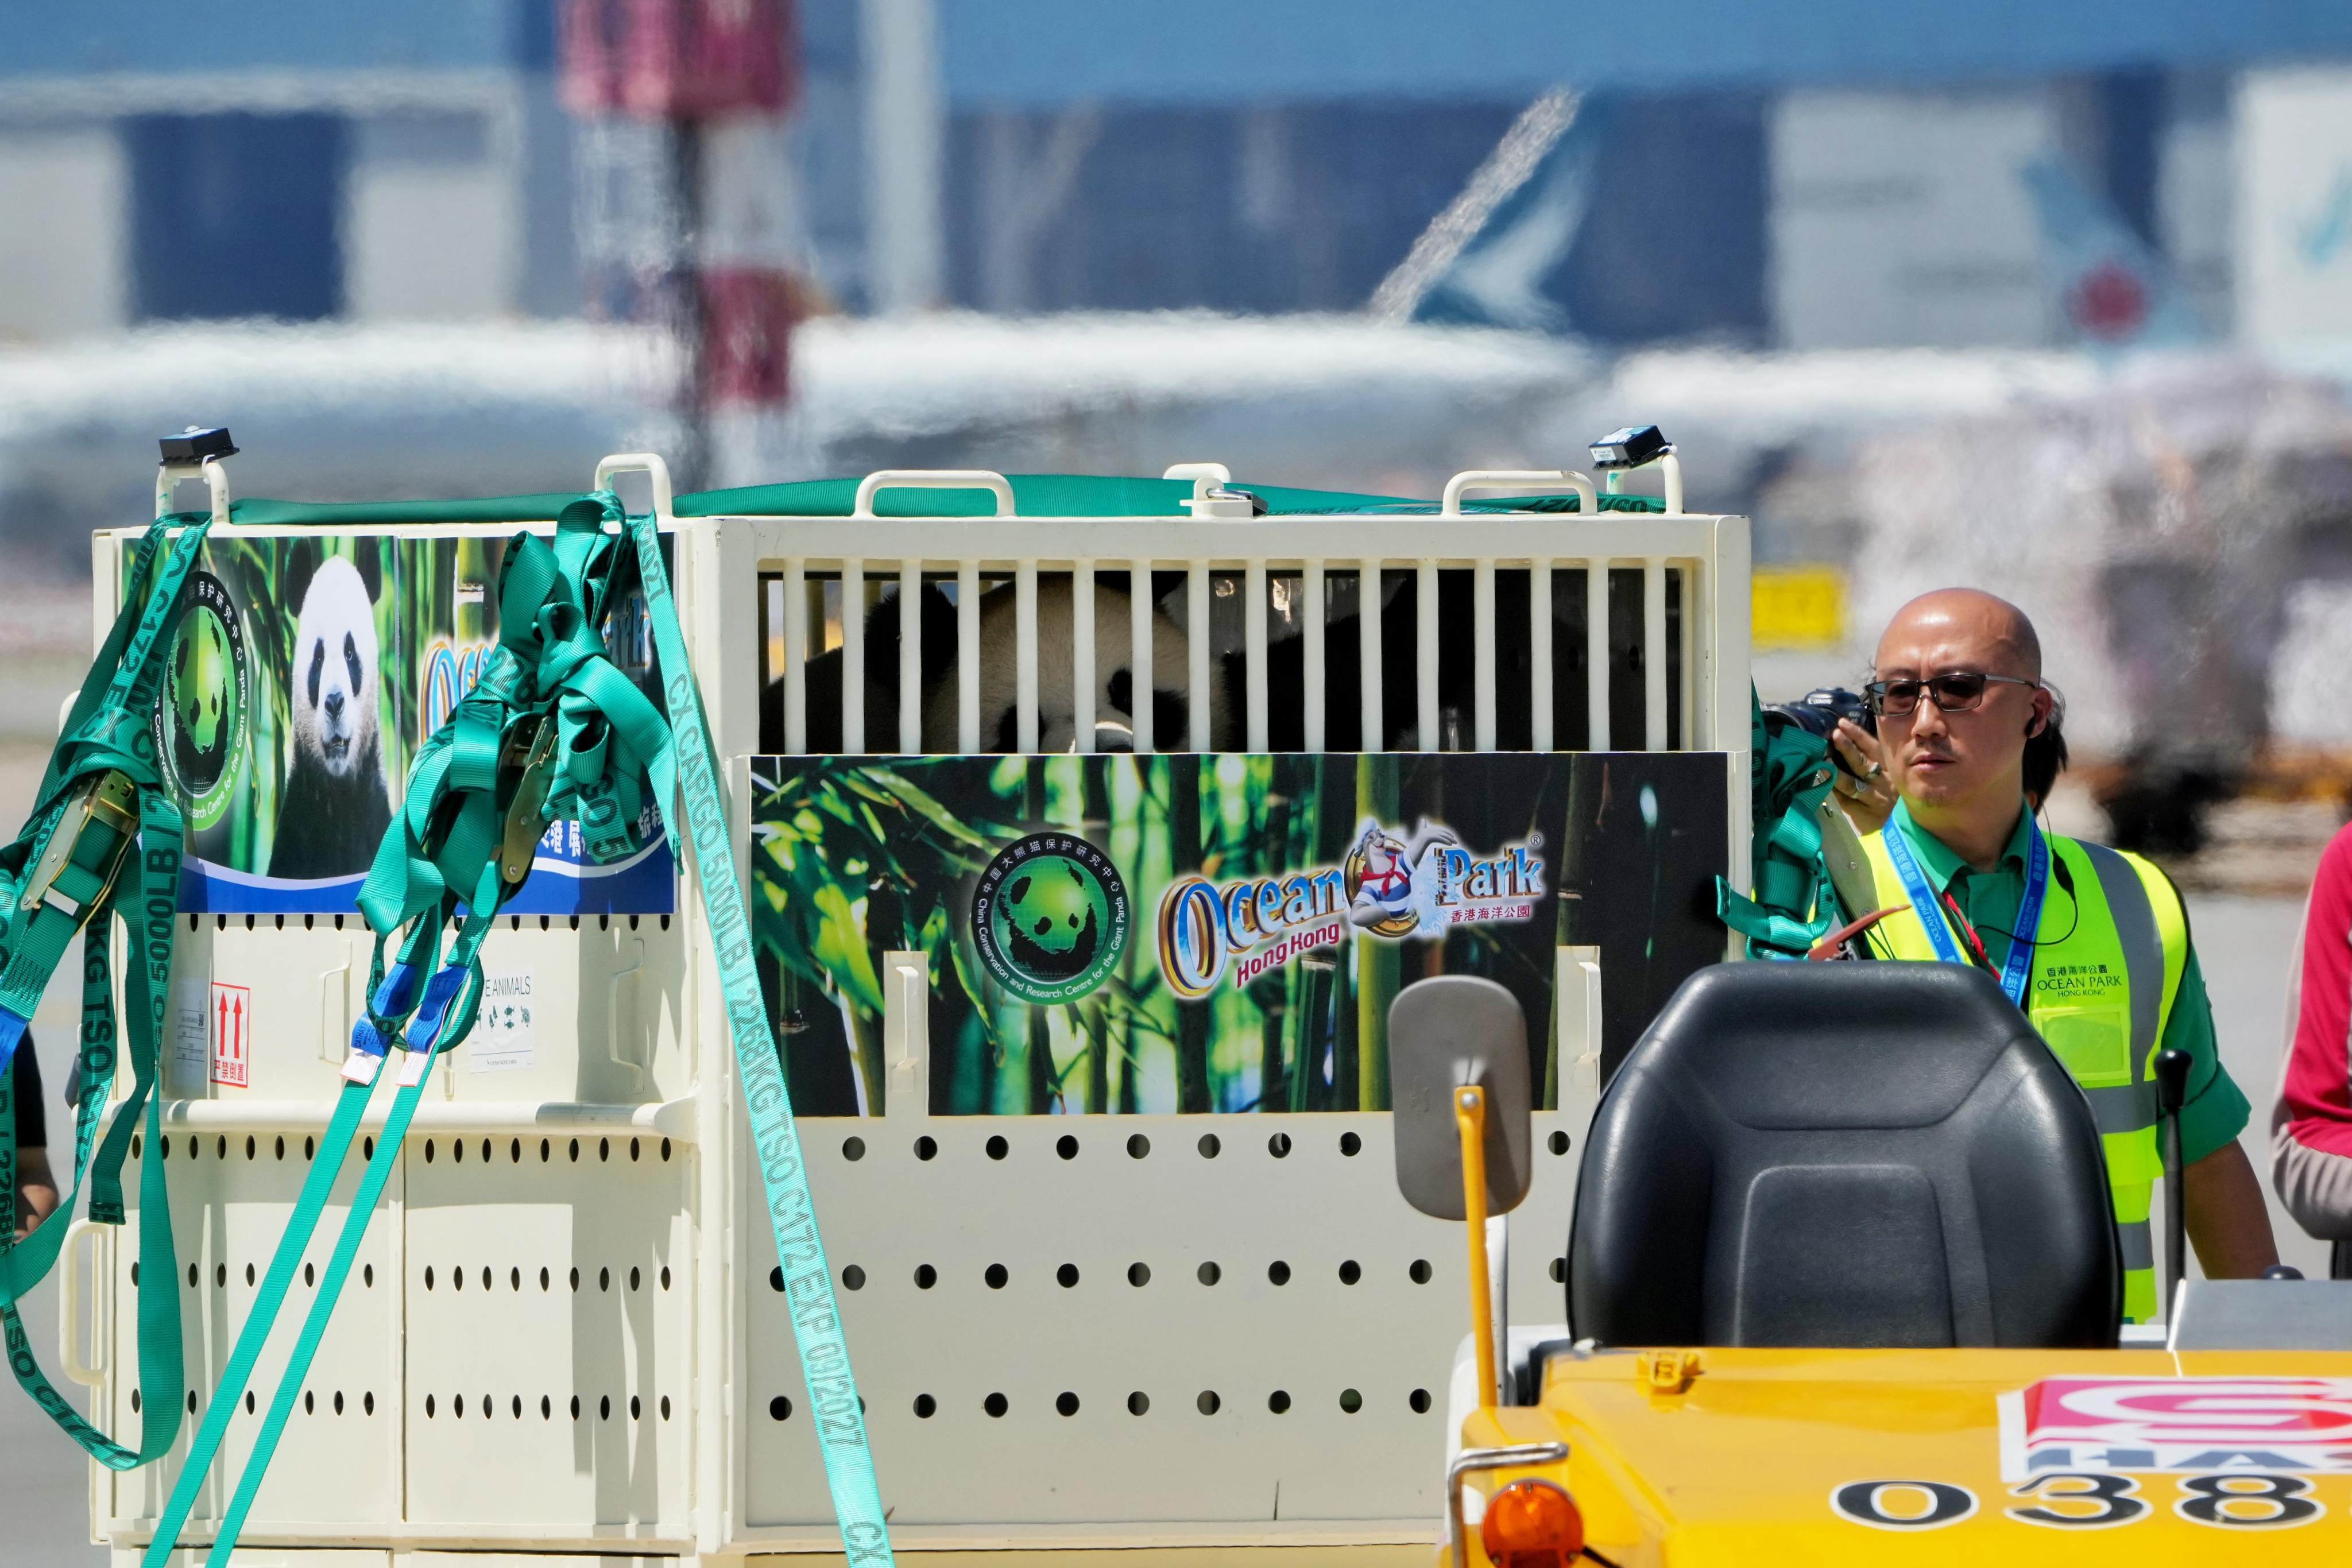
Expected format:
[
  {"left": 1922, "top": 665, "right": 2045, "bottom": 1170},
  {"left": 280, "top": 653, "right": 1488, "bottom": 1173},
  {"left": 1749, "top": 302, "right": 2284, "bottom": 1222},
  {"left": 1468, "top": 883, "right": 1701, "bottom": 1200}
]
[{"left": 1831, "top": 589, "right": 2274, "bottom": 1320}]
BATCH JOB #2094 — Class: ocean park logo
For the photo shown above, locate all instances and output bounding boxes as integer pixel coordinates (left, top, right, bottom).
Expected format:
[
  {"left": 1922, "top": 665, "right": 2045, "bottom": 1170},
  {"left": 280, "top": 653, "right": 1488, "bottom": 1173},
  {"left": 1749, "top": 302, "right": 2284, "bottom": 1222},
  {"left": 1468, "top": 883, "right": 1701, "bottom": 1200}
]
[
  {"left": 154, "top": 571, "right": 250, "bottom": 831},
  {"left": 420, "top": 638, "right": 493, "bottom": 738},
  {"left": 1158, "top": 818, "right": 1546, "bottom": 1000},
  {"left": 970, "top": 833, "right": 1132, "bottom": 1005}
]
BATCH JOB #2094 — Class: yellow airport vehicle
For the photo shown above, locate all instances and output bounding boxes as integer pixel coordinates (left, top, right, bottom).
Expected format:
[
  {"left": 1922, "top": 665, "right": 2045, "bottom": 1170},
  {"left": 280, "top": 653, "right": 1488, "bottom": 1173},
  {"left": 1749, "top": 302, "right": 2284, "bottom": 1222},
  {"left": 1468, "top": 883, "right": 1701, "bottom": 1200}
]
[{"left": 1397, "top": 962, "right": 2352, "bottom": 1566}]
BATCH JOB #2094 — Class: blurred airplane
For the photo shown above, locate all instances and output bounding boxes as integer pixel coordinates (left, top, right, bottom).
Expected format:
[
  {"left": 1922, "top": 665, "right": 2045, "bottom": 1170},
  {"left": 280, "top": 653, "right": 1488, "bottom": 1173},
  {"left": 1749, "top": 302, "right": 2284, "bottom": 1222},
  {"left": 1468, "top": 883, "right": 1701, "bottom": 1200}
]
[{"left": 2018, "top": 156, "right": 2210, "bottom": 350}]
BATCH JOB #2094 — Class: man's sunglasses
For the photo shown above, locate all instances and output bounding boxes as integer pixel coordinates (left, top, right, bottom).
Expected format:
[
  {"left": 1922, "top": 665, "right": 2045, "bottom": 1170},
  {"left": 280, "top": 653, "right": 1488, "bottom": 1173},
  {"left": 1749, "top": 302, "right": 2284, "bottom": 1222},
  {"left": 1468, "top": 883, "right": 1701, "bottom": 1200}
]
[{"left": 1863, "top": 672, "right": 2039, "bottom": 717}]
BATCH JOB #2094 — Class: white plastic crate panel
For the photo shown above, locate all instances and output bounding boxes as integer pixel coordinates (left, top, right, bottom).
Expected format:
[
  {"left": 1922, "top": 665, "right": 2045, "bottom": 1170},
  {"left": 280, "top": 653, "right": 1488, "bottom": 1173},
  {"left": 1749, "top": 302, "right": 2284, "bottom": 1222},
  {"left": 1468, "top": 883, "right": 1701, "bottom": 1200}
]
[
  {"left": 129, "top": 1552, "right": 389, "bottom": 1567},
  {"left": 177, "top": 917, "right": 692, "bottom": 1106},
  {"left": 742, "top": 1108, "right": 1581, "bottom": 1534},
  {"left": 402, "top": 1131, "right": 693, "bottom": 1534},
  {"left": 108, "top": 1126, "right": 399, "bottom": 1535}
]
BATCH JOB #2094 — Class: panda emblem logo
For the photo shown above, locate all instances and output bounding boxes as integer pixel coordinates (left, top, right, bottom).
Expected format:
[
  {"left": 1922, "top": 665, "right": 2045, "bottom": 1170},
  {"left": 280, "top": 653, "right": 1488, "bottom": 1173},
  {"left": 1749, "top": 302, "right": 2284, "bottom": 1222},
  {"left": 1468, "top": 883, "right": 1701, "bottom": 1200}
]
[
  {"left": 153, "top": 571, "right": 249, "bottom": 831},
  {"left": 970, "top": 834, "right": 1130, "bottom": 1005}
]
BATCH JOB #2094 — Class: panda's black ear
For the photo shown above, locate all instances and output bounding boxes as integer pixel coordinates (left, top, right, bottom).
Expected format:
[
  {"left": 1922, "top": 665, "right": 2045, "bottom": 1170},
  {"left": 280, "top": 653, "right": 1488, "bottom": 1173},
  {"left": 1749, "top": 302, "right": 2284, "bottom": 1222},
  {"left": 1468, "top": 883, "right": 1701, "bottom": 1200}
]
[
  {"left": 350, "top": 547, "right": 382, "bottom": 601},
  {"left": 280, "top": 540, "right": 320, "bottom": 614}
]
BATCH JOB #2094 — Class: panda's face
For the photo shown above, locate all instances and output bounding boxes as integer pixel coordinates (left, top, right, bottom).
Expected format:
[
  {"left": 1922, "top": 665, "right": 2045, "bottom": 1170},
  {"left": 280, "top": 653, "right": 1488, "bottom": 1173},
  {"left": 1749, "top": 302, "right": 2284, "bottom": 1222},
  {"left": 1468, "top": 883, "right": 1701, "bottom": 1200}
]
[{"left": 291, "top": 557, "right": 380, "bottom": 780}]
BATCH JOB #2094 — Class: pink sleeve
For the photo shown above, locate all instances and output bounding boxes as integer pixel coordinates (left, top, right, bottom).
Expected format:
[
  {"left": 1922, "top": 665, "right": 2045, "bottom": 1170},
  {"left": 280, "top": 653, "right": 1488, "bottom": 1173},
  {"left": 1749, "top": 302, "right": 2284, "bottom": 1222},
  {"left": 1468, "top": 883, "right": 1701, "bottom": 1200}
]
[{"left": 2280, "top": 824, "right": 2352, "bottom": 1160}]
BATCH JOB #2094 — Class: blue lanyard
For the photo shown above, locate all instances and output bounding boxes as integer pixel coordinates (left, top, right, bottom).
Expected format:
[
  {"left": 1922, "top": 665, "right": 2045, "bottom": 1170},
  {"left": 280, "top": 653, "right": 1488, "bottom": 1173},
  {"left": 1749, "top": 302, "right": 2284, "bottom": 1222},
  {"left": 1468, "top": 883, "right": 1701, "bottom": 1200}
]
[{"left": 1883, "top": 816, "right": 2049, "bottom": 1010}]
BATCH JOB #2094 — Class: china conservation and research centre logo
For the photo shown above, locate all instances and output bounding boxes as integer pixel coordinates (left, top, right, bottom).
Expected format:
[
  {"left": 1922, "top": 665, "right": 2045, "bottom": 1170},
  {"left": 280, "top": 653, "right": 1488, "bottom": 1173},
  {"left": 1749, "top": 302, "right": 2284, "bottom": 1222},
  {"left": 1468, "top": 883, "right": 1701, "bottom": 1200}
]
[
  {"left": 970, "top": 833, "right": 1131, "bottom": 1005},
  {"left": 153, "top": 571, "right": 250, "bottom": 831}
]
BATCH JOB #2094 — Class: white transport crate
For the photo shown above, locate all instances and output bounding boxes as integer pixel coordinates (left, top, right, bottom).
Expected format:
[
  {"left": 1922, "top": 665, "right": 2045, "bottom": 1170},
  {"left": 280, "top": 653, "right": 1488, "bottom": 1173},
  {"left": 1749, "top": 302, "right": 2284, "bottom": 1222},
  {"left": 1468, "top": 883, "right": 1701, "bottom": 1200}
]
[{"left": 68, "top": 458, "right": 1751, "bottom": 1563}]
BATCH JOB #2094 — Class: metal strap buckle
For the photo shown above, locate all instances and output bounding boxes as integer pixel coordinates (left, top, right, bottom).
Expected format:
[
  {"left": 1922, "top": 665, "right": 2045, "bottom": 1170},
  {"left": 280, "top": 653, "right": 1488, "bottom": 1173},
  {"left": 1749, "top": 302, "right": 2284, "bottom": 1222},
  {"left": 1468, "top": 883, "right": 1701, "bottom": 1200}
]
[
  {"left": 19, "top": 771, "right": 138, "bottom": 919},
  {"left": 498, "top": 716, "right": 559, "bottom": 885}
]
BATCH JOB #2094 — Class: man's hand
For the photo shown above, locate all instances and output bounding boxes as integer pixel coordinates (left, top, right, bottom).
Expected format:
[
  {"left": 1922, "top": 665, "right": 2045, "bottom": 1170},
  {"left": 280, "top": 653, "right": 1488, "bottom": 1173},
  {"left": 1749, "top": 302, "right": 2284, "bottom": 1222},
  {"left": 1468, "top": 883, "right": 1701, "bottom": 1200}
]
[
  {"left": 13, "top": 1145, "right": 60, "bottom": 1242},
  {"left": 1829, "top": 717, "right": 1897, "bottom": 833},
  {"left": 2185, "top": 1139, "right": 2280, "bottom": 1279}
]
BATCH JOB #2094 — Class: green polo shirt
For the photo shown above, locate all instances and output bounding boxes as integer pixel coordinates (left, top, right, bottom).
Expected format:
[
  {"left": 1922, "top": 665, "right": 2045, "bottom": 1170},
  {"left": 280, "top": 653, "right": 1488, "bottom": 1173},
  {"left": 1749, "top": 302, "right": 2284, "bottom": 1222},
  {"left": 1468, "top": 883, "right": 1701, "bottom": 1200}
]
[{"left": 1887, "top": 800, "right": 2249, "bottom": 1164}]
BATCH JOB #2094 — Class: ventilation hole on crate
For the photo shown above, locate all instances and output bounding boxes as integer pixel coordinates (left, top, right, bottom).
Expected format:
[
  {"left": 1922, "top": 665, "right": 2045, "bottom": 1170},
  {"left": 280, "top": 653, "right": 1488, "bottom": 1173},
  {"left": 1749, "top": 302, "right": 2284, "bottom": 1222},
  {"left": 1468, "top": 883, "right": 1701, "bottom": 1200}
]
[
  {"left": 188, "top": 1137, "right": 197, "bottom": 1159},
  {"left": 1197, "top": 1391, "right": 1220, "bottom": 1415},
  {"left": 1340, "top": 1130, "right": 1361, "bottom": 1156},
  {"left": 131, "top": 1388, "right": 141, "bottom": 1412},
  {"left": 1057, "top": 1263, "right": 1079, "bottom": 1288},
  {"left": 510, "top": 1267, "right": 521, "bottom": 1291},
  {"left": 454, "top": 1395, "right": 466, "bottom": 1417},
  {"left": 274, "top": 1136, "right": 285, "bottom": 1161},
  {"left": 1267, "top": 1261, "right": 1290, "bottom": 1286},
  {"left": 364, "top": 1264, "right": 374, "bottom": 1288},
  {"left": 135, "top": 1135, "right": 144, "bottom": 1160},
  {"left": 130, "top": 1262, "right": 140, "bottom": 1288},
  {"left": 1197, "top": 1261, "right": 1221, "bottom": 1286},
  {"left": 985, "top": 1263, "right": 1008, "bottom": 1290},
  {"left": 1410, "top": 1388, "right": 1432, "bottom": 1414},
  {"left": 630, "top": 1137, "right": 641, "bottom": 1162},
  {"left": 660, "top": 1394, "right": 672, "bottom": 1420},
  {"left": 509, "top": 1138, "right": 521, "bottom": 1163},
  {"left": 425, "top": 1395, "right": 435, "bottom": 1418},
  {"left": 570, "top": 1267, "right": 580, "bottom": 1292},
  {"left": 305, "top": 1136, "right": 315, "bottom": 1160},
  {"left": 540, "top": 1137, "right": 551, "bottom": 1162},
  {"left": 1056, "top": 1391, "right": 1079, "bottom": 1417},
  {"left": 630, "top": 1395, "right": 641, "bottom": 1420},
  {"left": 1409, "top": 1259, "right": 1432, "bottom": 1284},
  {"left": 215, "top": 1263, "right": 226, "bottom": 1288},
  {"left": 480, "top": 1138, "right": 490, "bottom": 1163},
  {"left": 305, "top": 1263, "right": 315, "bottom": 1287},
  {"left": 568, "top": 1138, "right": 579, "bottom": 1163},
  {"left": 841, "top": 1265, "right": 864, "bottom": 1291},
  {"left": 241, "top": 1135, "right": 252, "bottom": 1161},
  {"left": 660, "top": 1265, "right": 671, "bottom": 1290},
  {"left": 1339, "top": 1260, "right": 1360, "bottom": 1286},
  {"left": 571, "top": 1395, "right": 581, "bottom": 1420},
  {"left": 245, "top": 1263, "right": 256, "bottom": 1287},
  {"left": 1128, "top": 1391, "right": 1150, "bottom": 1416},
  {"left": 599, "top": 1267, "right": 611, "bottom": 1292},
  {"left": 984, "top": 1393, "right": 1008, "bottom": 1418},
  {"left": 1198, "top": 1133, "right": 1220, "bottom": 1159},
  {"left": 187, "top": 1391, "right": 197, "bottom": 1414},
  {"left": 540, "top": 1267, "right": 551, "bottom": 1291},
  {"left": 425, "top": 1139, "right": 436, "bottom": 1164},
  {"left": 481, "top": 1266, "right": 491, "bottom": 1291},
  {"left": 452, "top": 1267, "right": 463, "bottom": 1292},
  {"left": 187, "top": 1263, "right": 197, "bottom": 1289},
  {"left": 915, "top": 1264, "right": 936, "bottom": 1289},
  {"left": 914, "top": 1394, "right": 935, "bottom": 1419},
  {"left": 1056, "top": 1134, "right": 1078, "bottom": 1160},
  {"left": 1333, "top": 1389, "right": 1361, "bottom": 1415},
  {"left": 363, "top": 1137, "right": 374, "bottom": 1160},
  {"left": 541, "top": 1395, "right": 552, "bottom": 1419},
  {"left": 985, "top": 1135, "right": 1008, "bottom": 1160},
  {"left": 217, "top": 1136, "right": 227, "bottom": 1159},
  {"left": 1126, "top": 1133, "right": 1150, "bottom": 1159},
  {"left": 769, "top": 1266, "right": 784, "bottom": 1292},
  {"left": 1550, "top": 1257, "right": 1565, "bottom": 1284},
  {"left": 1268, "top": 1132, "right": 1291, "bottom": 1158},
  {"left": 1127, "top": 1262, "right": 1151, "bottom": 1287},
  {"left": 303, "top": 1391, "right": 312, "bottom": 1415},
  {"left": 1549, "top": 1129, "right": 1571, "bottom": 1156},
  {"left": 842, "top": 1136, "right": 865, "bottom": 1162},
  {"left": 661, "top": 1138, "right": 672, "bottom": 1162},
  {"left": 770, "top": 1396, "right": 790, "bottom": 1421},
  {"left": 598, "top": 1137, "right": 610, "bottom": 1162},
  {"left": 452, "top": 1138, "right": 462, "bottom": 1164},
  {"left": 915, "top": 1135, "right": 937, "bottom": 1160},
  {"left": 599, "top": 1395, "right": 611, "bottom": 1421},
  {"left": 1268, "top": 1390, "right": 1291, "bottom": 1414}
]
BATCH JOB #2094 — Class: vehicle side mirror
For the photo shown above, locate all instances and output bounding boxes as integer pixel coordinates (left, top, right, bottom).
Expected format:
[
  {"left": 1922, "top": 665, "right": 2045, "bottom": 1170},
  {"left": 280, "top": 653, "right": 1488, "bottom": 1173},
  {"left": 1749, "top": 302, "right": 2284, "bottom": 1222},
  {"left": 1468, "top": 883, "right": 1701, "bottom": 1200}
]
[{"left": 1390, "top": 975, "right": 1533, "bottom": 1219}]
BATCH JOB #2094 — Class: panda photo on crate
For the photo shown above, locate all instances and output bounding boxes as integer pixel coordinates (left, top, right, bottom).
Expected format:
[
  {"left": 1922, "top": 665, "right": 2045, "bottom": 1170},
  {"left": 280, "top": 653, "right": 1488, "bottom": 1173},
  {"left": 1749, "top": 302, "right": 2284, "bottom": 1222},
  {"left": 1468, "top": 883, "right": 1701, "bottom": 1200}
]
[{"left": 268, "top": 552, "right": 393, "bottom": 878}]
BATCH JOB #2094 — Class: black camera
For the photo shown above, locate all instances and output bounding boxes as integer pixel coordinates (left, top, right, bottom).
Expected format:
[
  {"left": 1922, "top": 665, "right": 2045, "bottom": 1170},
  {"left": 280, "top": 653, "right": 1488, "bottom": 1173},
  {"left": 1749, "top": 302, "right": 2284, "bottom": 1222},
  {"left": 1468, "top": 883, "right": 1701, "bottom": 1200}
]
[{"left": 1769, "top": 686, "right": 1873, "bottom": 775}]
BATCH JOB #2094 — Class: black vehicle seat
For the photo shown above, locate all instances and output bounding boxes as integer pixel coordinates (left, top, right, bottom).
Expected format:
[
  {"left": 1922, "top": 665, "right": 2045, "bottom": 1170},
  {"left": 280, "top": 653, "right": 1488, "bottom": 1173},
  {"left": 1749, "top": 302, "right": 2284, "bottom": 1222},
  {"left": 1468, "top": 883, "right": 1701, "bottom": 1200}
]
[{"left": 1568, "top": 962, "right": 2120, "bottom": 1349}]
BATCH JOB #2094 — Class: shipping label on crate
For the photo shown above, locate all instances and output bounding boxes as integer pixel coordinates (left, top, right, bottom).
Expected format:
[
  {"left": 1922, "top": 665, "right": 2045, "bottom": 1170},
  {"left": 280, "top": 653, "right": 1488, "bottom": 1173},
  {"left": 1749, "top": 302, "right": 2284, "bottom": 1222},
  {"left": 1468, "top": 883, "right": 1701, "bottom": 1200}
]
[
  {"left": 136, "top": 529, "right": 675, "bottom": 915},
  {"left": 750, "top": 752, "right": 1728, "bottom": 1117},
  {"left": 208, "top": 981, "right": 251, "bottom": 1088}
]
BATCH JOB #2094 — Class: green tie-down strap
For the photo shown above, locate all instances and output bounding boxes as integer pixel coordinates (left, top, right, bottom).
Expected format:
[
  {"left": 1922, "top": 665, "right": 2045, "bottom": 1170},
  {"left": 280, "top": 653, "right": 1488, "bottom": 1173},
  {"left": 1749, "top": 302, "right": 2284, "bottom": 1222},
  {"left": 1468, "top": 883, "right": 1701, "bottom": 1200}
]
[
  {"left": 148, "top": 495, "right": 893, "bottom": 1567},
  {"left": 1715, "top": 691, "right": 1841, "bottom": 959},
  {"left": 0, "top": 514, "right": 219, "bottom": 1473}
]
